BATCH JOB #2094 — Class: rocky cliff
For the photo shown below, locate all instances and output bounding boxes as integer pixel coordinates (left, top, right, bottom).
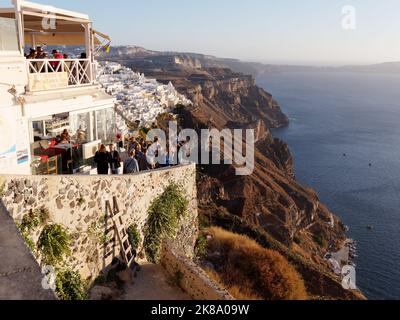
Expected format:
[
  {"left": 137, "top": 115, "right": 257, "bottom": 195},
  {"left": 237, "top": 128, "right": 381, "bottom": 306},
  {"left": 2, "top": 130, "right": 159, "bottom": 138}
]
[{"left": 108, "top": 52, "right": 364, "bottom": 299}]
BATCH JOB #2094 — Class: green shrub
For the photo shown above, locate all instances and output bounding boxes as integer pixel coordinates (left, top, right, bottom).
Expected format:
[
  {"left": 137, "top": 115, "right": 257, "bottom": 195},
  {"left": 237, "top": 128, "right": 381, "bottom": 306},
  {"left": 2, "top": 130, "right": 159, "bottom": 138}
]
[
  {"left": 19, "top": 207, "right": 50, "bottom": 233},
  {"left": 21, "top": 232, "right": 36, "bottom": 252},
  {"left": 127, "top": 225, "right": 141, "bottom": 252},
  {"left": 313, "top": 234, "right": 328, "bottom": 248},
  {"left": 55, "top": 270, "right": 88, "bottom": 300},
  {"left": 19, "top": 213, "right": 40, "bottom": 233},
  {"left": 195, "top": 235, "right": 208, "bottom": 258},
  {"left": 168, "top": 270, "right": 184, "bottom": 288},
  {"left": 37, "top": 224, "right": 70, "bottom": 265},
  {"left": 88, "top": 215, "right": 107, "bottom": 244},
  {"left": 144, "top": 184, "right": 188, "bottom": 263}
]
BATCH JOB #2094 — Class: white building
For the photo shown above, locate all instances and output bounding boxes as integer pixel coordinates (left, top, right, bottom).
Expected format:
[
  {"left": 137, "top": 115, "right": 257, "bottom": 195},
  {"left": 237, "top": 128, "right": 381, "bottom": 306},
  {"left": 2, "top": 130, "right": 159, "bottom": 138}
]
[
  {"left": 97, "top": 62, "right": 192, "bottom": 131},
  {"left": 0, "top": 0, "right": 115, "bottom": 175}
]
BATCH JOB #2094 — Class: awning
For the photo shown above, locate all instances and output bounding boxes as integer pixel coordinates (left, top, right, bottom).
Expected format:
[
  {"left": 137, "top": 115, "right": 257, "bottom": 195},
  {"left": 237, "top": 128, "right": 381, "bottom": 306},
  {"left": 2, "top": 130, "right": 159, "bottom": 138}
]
[
  {"left": 93, "top": 29, "right": 111, "bottom": 42},
  {"left": 24, "top": 31, "right": 109, "bottom": 46},
  {"left": 25, "top": 32, "right": 86, "bottom": 46},
  {"left": 0, "top": 4, "right": 110, "bottom": 47}
]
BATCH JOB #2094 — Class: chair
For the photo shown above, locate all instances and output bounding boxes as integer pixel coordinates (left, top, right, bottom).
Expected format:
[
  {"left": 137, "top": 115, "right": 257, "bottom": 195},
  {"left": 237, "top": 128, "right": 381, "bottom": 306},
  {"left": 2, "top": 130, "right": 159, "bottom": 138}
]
[{"left": 47, "top": 156, "right": 58, "bottom": 175}]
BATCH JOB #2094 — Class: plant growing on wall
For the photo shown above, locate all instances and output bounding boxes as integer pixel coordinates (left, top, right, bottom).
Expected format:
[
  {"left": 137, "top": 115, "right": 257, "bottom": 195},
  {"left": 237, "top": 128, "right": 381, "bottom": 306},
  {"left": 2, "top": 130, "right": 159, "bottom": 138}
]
[
  {"left": 19, "top": 213, "right": 40, "bottom": 233},
  {"left": 17, "top": 207, "right": 51, "bottom": 254},
  {"left": 87, "top": 214, "right": 112, "bottom": 247},
  {"left": 144, "top": 183, "right": 188, "bottom": 263},
  {"left": 20, "top": 232, "right": 36, "bottom": 252},
  {"left": 19, "top": 207, "right": 50, "bottom": 232},
  {"left": 37, "top": 224, "right": 71, "bottom": 265},
  {"left": 55, "top": 269, "right": 89, "bottom": 300},
  {"left": 127, "top": 224, "right": 141, "bottom": 252},
  {"left": 195, "top": 235, "right": 208, "bottom": 259}
]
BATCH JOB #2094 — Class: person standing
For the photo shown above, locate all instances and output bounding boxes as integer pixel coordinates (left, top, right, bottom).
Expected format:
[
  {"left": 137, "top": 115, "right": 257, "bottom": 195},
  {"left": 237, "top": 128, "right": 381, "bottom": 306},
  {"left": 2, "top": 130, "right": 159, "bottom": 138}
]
[
  {"left": 135, "top": 144, "right": 148, "bottom": 171},
  {"left": 116, "top": 134, "right": 124, "bottom": 152},
  {"left": 127, "top": 136, "right": 137, "bottom": 155},
  {"left": 146, "top": 137, "right": 161, "bottom": 169},
  {"left": 94, "top": 144, "right": 109, "bottom": 175},
  {"left": 108, "top": 144, "right": 121, "bottom": 175},
  {"left": 123, "top": 150, "right": 139, "bottom": 174}
]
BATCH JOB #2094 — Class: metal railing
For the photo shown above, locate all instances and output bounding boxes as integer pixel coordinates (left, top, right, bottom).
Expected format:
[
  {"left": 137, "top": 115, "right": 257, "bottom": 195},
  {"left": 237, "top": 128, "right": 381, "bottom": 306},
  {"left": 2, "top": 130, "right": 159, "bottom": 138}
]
[{"left": 26, "top": 59, "right": 95, "bottom": 91}]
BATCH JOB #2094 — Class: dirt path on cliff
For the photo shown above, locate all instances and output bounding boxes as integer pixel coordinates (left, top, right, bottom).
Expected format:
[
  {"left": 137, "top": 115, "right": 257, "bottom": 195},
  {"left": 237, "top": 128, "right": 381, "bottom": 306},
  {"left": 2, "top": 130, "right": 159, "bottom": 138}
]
[{"left": 118, "top": 262, "right": 191, "bottom": 300}]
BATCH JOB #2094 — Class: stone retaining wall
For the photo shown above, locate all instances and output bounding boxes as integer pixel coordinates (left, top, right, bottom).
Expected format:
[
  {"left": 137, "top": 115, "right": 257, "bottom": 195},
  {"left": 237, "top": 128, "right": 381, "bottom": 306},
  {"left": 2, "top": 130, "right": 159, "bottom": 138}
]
[
  {"left": 0, "top": 164, "right": 198, "bottom": 282},
  {"left": 161, "top": 242, "right": 234, "bottom": 300}
]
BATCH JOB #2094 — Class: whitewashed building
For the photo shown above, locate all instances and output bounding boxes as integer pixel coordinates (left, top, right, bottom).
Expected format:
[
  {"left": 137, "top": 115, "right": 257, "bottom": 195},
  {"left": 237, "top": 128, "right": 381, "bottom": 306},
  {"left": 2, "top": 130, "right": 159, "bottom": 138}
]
[
  {"left": 0, "top": 0, "right": 115, "bottom": 175},
  {"left": 97, "top": 62, "right": 192, "bottom": 132}
]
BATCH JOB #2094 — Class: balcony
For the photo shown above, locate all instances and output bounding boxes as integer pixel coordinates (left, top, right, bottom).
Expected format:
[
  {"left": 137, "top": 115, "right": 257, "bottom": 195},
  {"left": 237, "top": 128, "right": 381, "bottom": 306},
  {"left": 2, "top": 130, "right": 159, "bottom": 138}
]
[
  {"left": 0, "top": 0, "right": 110, "bottom": 92},
  {"left": 26, "top": 58, "right": 95, "bottom": 92}
]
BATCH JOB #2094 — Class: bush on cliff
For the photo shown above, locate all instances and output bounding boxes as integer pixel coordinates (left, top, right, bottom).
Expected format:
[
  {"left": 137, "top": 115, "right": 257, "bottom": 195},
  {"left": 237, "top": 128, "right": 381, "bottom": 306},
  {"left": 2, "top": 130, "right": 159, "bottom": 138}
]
[
  {"left": 55, "top": 269, "right": 88, "bottom": 300},
  {"left": 204, "top": 227, "right": 308, "bottom": 300},
  {"left": 144, "top": 183, "right": 188, "bottom": 263}
]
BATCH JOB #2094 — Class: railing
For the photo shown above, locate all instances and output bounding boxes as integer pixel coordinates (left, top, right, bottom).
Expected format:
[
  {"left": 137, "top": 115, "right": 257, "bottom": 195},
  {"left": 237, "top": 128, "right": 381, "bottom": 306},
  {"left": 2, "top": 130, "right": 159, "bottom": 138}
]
[{"left": 26, "top": 59, "right": 95, "bottom": 92}]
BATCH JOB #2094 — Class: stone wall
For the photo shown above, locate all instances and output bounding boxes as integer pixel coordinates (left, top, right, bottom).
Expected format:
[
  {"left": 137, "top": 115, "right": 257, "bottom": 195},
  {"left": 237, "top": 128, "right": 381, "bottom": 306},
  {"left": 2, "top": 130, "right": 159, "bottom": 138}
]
[
  {"left": 0, "top": 164, "right": 198, "bottom": 282},
  {"left": 161, "top": 242, "right": 234, "bottom": 300}
]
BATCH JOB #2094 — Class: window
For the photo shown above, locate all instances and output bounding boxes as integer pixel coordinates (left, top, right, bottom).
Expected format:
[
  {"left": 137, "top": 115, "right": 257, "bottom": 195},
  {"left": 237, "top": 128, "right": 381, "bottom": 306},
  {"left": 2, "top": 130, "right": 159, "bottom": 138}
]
[
  {"left": 0, "top": 17, "right": 19, "bottom": 52},
  {"left": 95, "top": 108, "right": 115, "bottom": 144},
  {"left": 70, "top": 112, "right": 93, "bottom": 144}
]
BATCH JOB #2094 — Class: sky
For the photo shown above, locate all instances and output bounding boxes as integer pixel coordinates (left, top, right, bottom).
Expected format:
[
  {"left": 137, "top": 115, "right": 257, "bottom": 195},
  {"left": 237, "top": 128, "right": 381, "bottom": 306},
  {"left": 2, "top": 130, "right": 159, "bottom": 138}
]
[{"left": 2, "top": 0, "right": 400, "bottom": 65}]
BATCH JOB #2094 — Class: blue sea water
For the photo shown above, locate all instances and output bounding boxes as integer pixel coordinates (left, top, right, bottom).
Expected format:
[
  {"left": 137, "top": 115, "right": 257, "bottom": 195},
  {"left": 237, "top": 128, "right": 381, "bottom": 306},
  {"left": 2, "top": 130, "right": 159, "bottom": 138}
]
[{"left": 256, "top": 71, "right": 400, "bottom": 300}]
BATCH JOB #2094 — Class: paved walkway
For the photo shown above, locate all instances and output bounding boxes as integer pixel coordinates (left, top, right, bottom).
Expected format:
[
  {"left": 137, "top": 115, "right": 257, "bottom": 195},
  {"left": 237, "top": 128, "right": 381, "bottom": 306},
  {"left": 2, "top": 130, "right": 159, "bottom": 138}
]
[
  {"left": 0, "top": 202, "right": 55, "bottom": 300},
  {"left": 118, "top": 262, "right": 191, "bottom": 300}
]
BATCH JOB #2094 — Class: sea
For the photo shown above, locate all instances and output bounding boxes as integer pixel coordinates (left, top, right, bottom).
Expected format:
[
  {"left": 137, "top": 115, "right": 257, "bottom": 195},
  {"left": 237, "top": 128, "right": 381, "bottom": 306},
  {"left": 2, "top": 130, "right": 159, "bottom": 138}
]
[{"left": 256, "top": 71, "right": 400, "bottom": 300}]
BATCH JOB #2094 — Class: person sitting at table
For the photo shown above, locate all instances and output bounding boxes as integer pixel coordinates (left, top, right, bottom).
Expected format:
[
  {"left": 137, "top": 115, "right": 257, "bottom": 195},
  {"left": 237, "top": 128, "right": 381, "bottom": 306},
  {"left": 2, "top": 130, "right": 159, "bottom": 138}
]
[
  {"left": 60, "top": 129, "right": 71, "bottom": 144},
  {"left": 94, "top": 144, "right": 110, "bottom": 175}
]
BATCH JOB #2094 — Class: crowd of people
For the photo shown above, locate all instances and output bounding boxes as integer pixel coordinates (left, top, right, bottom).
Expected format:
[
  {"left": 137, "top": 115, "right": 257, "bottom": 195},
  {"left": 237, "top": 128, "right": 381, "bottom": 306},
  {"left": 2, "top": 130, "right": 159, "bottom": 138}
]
[{"left": 93, "top": 134, "right": 191, "bottom": 175}]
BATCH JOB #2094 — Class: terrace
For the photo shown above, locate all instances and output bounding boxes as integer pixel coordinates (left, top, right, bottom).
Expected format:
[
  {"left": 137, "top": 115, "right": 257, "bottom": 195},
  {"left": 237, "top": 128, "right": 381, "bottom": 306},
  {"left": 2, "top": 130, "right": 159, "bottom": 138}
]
[{"left": 0, "top": 0, "right": 110, "bottom": 92}]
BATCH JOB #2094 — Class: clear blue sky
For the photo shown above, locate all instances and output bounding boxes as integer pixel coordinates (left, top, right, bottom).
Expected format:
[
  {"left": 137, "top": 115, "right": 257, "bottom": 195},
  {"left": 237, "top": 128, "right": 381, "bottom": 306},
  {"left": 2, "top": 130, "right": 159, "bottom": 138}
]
[{"left": 2, "top": 0, "right": 400, "bottom": 65}]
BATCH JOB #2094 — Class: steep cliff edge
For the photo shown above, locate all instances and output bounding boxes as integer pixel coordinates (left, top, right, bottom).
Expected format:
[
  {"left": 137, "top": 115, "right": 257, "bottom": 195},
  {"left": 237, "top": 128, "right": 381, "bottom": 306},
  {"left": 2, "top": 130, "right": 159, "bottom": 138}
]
[{"left": 112, "top": 55, "right": 364, "bottom": 299}]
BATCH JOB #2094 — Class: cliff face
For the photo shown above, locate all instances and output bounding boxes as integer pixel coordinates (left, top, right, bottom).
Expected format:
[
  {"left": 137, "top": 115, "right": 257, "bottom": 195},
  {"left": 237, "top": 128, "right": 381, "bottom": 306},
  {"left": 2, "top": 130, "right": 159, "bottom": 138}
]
[{"left": 113, "top": 55, "right": 363, "bottom": 299}]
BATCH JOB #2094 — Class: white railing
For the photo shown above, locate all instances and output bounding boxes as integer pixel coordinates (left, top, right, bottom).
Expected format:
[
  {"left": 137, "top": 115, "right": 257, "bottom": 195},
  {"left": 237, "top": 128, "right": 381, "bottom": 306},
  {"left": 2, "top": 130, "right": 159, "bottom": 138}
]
[{"left": 26, "top": 59, "right": 95, "bottom": 92}]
